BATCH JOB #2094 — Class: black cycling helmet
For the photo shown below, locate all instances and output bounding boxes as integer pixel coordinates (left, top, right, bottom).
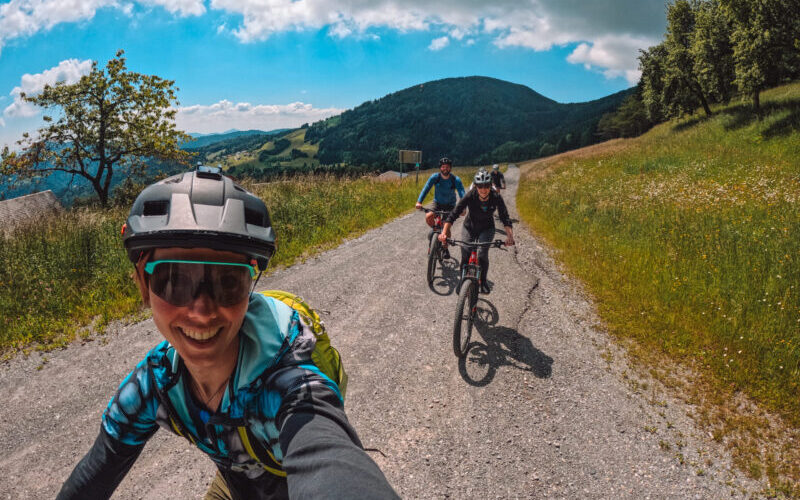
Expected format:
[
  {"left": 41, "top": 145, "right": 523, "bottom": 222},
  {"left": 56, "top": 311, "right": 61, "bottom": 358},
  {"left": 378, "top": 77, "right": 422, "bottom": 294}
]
[
  {"left": 439, "top": 157, "right": 452, "bottom": 167},
  {"left": 122, "top": 165, "right": 276, "bottom": 271}
]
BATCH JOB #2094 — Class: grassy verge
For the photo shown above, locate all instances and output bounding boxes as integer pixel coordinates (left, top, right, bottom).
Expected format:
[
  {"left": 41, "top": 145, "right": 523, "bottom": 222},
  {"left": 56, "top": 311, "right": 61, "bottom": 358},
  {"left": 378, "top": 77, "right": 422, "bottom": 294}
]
[
  {"left": 517, "top": 82, "right": 800, "bottom": 493},
  {"left": 0, "top": 168, "right": 474, "bottom": 353}
]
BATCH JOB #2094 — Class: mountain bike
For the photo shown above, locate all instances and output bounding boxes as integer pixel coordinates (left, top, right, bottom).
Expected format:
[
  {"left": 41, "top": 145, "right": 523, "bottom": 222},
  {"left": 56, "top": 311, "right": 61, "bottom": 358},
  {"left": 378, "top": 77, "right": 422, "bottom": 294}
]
[
  {"left": 447, "top": 238, "right": 506, "bottom": 358},
  {"left": 420, "top": 207, "right": 451, "bottom": 287}
]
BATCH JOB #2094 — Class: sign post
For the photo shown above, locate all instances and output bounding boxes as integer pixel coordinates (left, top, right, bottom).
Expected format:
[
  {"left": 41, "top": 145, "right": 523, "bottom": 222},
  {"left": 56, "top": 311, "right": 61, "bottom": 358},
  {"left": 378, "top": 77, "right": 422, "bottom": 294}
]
[{"left": 398, "top": 150, "right": 422, "bottom": 183}]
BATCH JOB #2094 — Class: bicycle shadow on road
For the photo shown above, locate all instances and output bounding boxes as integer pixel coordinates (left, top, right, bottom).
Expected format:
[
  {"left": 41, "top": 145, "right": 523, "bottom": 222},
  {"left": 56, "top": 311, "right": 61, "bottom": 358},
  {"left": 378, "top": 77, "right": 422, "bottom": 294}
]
[
  {"left": 429, "top": 258, "right": 461, "bottom": 296},
  {"left": 459, "top": 301, "right": 553, "bottom": 387}
]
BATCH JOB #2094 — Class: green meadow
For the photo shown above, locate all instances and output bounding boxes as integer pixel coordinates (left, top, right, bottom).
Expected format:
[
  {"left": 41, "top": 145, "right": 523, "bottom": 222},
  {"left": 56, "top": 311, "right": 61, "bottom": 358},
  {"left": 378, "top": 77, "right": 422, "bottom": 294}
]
[
  {"left": 0, "top": 167, "right": 474, "bottom": 352},
  {"left": 517, "top": 82, "right": 800, "bottom": 488}
]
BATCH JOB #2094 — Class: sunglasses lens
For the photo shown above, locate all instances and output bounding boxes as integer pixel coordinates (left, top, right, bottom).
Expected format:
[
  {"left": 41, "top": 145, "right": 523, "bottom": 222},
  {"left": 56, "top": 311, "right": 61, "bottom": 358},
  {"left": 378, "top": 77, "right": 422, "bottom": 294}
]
[
  {"left": 211, "top": 266, "right": 252, "bottom": 306},
  {"left": 148, "top": 262, "right": 252, "bottom": 307},
  {"left": 477, "top": 183, "right": 491, "bottom": 188}
]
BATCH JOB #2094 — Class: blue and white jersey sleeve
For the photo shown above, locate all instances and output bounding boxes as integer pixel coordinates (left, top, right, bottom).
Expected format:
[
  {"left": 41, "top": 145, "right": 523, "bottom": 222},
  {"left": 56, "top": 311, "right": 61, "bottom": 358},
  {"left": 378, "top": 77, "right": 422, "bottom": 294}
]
[{"left": 102, "top": 357, "right": 160, "bottom": 446}]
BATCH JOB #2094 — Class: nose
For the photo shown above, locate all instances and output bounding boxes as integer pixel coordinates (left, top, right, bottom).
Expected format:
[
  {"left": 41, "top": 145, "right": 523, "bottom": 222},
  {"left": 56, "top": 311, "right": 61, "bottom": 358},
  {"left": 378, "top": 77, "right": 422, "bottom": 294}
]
[{"left": 187, "top": 281, "right": 217, "bottom": 315}]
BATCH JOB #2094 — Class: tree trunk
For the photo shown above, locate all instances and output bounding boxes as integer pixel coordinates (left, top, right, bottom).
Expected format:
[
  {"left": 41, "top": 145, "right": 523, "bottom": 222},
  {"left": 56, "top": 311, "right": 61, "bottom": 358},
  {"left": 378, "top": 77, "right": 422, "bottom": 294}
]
[
  {"left": 752, "top": 90, "right": 760, "bottom": 112},
  {"left": 697, "top": 87, "right": 712, "bottom": 116},
  {"left": 690, "top": 80, "right": 713, "bottom": 117}
]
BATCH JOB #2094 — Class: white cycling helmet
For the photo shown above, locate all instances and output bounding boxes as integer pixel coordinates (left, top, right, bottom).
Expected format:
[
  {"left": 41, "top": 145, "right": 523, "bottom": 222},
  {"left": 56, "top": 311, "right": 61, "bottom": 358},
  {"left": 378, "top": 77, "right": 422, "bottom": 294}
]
[{"left": 474, "top": 169, "right": 492, "bottom": 185}]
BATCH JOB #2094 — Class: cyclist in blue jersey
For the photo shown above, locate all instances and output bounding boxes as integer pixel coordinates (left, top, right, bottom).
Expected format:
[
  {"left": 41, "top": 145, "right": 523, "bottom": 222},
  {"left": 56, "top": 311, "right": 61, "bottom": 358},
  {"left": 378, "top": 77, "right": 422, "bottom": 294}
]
[
  {"left": 415, "top": 157, "right": 466, "bottom": 259},
  {"left": 57, "top": 166, "right": 398, "bottom": 500}
]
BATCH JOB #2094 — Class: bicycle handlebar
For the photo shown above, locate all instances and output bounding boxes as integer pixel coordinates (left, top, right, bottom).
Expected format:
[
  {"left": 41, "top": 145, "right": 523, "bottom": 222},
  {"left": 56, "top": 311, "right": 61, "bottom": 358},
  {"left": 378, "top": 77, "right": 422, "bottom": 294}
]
[
  {"left": 446, "top": 238, "right": 507, "bottom": 249},
  {"left": 419, "top": 207, "right": 451, "bottom": 216}
]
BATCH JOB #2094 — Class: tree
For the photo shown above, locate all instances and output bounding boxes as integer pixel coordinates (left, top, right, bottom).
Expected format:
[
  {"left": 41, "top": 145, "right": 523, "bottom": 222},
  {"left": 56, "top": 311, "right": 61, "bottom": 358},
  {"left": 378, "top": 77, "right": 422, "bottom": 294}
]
[
  {"left": 597, "top": 91, "right": 654, "bottom": 140},
  {"left": 663, "top": 0, "right": 713, "bottom": 117},
  {"left": 1, "top": 50, "right": 191, "bottom": 206},
  {"left": 639, "top": 43, "right": 669, "bottom": 122},
  {"left": 690, "top": 0, "right": 735, "bottom": 104},
  {"left": 721, "top": 0, "right": 800, "bottom": 110}
]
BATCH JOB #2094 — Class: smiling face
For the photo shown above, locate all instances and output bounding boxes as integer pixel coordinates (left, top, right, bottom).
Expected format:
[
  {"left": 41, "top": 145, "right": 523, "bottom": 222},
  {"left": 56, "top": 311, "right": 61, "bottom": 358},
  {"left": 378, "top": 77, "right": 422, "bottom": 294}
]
[
  {"left": 476, "top": 184, "right": 491, "bottom": 199},
  {"left": 136, "top": 247, "right": 250, "bottom": 372},
  {"left": 439, "top": 163, "right": 452, "bottom": 177}
]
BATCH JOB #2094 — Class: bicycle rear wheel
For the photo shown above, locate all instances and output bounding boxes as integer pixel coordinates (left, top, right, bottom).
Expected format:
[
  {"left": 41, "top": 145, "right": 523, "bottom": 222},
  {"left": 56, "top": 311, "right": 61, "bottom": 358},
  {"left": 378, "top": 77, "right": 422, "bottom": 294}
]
[
  {"left": 453, "top": 279, "right": 476, "bottom": 357},
  {"left": 427, "top": 236, "right": 440, "bottom": 287}
]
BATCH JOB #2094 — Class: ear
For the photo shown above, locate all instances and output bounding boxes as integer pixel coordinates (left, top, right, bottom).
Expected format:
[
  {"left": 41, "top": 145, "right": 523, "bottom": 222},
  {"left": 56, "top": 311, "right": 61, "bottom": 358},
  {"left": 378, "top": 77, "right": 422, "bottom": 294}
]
[{"left": 132, "top": 253, "right": 152, "bottom": 307}]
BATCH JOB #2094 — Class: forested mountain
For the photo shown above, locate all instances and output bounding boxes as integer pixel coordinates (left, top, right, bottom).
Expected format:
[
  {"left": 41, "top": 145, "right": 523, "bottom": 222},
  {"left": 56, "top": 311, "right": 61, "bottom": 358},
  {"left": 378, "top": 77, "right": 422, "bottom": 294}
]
[
  {"left": 183, "top": 129, "right": 289, "bottom": 150},
  {"left": 306, "top": 76, "right": 633, "bottom": 167},
  {"left": 2, "top": 77, "right": 633, "bottom": 203}
]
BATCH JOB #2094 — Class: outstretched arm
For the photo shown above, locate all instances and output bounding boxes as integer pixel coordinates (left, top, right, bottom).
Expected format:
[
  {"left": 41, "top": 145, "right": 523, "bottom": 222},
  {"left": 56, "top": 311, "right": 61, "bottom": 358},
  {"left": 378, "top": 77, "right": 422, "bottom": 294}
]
[
  {"left": 276, "top": 369, "right": 399, "bottom": 499},
  {"left": 56, "top": 428, "right": 146, "bottom": 500}
]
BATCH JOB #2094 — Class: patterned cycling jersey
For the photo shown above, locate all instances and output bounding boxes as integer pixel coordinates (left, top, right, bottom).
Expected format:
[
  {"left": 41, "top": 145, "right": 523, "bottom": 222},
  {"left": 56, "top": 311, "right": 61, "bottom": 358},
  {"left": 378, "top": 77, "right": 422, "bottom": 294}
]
[{"left": 102, "top": 293, "right": 342, "bottom": 478}]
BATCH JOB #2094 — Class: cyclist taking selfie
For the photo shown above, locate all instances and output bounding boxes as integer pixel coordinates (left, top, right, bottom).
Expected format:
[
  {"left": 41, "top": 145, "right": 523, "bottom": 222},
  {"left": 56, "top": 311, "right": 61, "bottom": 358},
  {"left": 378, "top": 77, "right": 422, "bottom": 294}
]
[
  {"left": 439, "top": 169, "right": 514, "bottom": 294},
  {"left": 57, "top": 167, "right": 398, "bottom": 500},
  {"left": 415, "top": 157, "right": 466, "bottom": 259}
]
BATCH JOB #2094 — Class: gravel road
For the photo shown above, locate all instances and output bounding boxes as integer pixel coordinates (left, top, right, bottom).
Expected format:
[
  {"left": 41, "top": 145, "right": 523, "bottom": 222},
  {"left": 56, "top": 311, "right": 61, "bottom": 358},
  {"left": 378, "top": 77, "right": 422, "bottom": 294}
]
[{"left": 0, "top": 166, "right": 762, "bottom": 499}]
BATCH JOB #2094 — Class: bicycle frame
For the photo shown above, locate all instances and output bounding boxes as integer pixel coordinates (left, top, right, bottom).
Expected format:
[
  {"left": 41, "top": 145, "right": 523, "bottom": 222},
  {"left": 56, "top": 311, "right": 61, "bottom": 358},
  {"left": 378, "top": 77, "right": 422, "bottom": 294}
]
[{"left": 448, "top": 238, "right": 503, "bottom": 357}]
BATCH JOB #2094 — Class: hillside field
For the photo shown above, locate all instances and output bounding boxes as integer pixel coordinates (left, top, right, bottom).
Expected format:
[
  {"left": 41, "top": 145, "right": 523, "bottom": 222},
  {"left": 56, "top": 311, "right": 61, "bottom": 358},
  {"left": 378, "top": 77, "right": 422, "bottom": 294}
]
[{"left": 517, "top": 82, "right": 800, "bottom": 492}]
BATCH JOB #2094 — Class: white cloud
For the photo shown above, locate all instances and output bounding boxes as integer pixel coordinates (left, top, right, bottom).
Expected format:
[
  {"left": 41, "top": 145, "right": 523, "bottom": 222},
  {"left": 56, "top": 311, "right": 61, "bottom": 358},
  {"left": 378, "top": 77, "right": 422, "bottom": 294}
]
[
  {"left": 449, "top": 26, "right": 467, "bottom": 40},
  {"left": 428, "top": 36, "right": 448, "bottom": 51},
  {"left": 0, "top": 117, "right": 5, "bottom": 127},
  {"left": 0, "top": 0, "right": 114, "bottom": 54},
  {"left": 206, "top": 0, "right": 664, "bottom": 80},
  {"left": 4, "top": 58, "right": 93, "bottom": 118},
  {"left": 175, "top": 99, "right": 344, "bottom": 134},
  {"left": 138, "top": 0, "right": 205, "bottom": 16},
  {"left": 0, "top": 0, "right": 203, "bottom": 55},
  {"left": 1, "top": 0, "right": 667, "bottom": 82},
  {"left": 566, "top": 35, "right": 651, "bottom": 84}
]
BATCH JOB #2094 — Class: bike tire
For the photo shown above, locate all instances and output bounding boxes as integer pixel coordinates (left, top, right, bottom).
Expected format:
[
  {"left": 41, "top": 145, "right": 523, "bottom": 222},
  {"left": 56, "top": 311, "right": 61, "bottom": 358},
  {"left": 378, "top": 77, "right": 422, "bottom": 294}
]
[
  {"left": 453, "top": 279, "right": 476, "bottom": 357},
  {"left": 427, "top": 237, "right": 440, "bottom": 286}
]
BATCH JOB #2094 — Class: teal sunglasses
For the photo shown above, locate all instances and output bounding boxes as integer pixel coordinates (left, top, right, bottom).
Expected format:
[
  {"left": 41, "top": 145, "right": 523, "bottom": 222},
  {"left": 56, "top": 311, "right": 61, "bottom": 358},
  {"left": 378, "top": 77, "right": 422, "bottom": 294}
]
[{"left": 144, "top": 260, "right": 257, "bottom": 307}]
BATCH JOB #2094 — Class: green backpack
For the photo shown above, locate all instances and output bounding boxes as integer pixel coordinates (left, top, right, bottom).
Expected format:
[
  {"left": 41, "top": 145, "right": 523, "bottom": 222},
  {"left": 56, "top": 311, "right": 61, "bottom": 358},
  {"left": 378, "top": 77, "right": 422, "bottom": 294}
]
[{"left": 261, "top": 290, "right": 348, "bottom": 399}]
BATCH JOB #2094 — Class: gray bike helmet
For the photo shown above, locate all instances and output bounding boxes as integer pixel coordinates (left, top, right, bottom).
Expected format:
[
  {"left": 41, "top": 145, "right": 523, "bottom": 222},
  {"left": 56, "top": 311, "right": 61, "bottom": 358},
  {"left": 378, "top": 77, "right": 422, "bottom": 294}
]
[
  {"left": 492, "top": 164, "right": 499, "bottom": 170},
  {"left": 474, "top": 169, "right": 492, "bottom": 185},
  {"left": 122, "top": 166, "right": 276, "bottom": 271}
]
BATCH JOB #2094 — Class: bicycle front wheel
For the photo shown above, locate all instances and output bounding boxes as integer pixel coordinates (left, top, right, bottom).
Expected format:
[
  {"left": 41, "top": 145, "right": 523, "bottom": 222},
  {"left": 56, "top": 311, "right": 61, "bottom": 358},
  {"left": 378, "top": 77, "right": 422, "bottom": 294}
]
[
  {"left": 427, "top": 237, "right": 440, "bottom": 287},
  {"left": 453, "top": 279, "right": 476, "bottom": 357}
]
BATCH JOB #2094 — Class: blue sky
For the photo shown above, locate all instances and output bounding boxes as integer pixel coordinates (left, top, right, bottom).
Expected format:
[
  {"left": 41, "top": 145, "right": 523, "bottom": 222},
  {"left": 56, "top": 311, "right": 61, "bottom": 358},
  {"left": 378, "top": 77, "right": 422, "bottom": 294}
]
[{"left": 0, "top": 0, "right": 667, "bottom": 148}]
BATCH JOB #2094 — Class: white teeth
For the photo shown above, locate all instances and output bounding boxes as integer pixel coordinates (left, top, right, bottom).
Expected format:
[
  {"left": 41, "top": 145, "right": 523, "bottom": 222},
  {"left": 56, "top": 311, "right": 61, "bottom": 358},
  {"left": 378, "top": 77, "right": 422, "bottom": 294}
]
[{"left": 180, "top": 327, "right": 221, "bottom": 341}]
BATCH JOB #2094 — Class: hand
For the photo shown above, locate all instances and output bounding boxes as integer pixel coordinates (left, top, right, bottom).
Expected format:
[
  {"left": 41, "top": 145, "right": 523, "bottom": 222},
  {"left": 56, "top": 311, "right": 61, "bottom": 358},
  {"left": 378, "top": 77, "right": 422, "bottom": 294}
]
[
  {"left": 505, "top": 235, "right": 515, "bottom": 246},
  {"left": 438, "top": 232, "right": 448, "bottom": 244},
  {"left": 415, "top": 202, "right": 423, "bottom": 210}
]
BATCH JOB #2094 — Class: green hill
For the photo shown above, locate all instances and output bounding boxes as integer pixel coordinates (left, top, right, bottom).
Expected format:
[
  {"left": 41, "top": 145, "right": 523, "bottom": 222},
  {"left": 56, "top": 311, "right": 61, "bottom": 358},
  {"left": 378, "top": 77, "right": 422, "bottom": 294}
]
[
  {"left": 517, "top": 81, "right": 800, "bottom": 493},
  {"left": 306, "top": 76, "right": 633, "bottom": 168}
]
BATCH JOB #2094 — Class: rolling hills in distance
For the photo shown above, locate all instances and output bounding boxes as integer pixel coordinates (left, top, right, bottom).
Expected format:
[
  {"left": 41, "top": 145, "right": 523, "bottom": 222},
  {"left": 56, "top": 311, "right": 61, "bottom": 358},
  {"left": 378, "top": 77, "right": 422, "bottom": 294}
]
[{"left": 2, "top": 76, "right": 633, "bottom": 204}]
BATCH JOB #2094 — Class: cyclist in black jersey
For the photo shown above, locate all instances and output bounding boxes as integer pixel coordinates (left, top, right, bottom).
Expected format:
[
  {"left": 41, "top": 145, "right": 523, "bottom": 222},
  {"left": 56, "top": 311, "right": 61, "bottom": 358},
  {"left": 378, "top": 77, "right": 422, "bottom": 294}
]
[
  {"left": 56, "top": 166, "right": 398, "bottom": 500},
  {"left": 491, "top": 164, "right": 505, "bottom": 190},
  {"left": 439, "top": 169, "right": 514, "bottom": 294}
]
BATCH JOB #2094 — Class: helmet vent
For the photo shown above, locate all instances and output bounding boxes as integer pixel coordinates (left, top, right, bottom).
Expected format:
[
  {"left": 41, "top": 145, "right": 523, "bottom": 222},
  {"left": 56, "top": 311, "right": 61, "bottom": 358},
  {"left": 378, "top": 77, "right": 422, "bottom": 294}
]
[
  {"left": 245, "top": 208, "right": 265, "bottom": 227},
  {"left": 143, "top": 200, "right": 170, "bottom": 216},
  {"left": 233, "top": 184, "right": 245, "bottom": 192}
]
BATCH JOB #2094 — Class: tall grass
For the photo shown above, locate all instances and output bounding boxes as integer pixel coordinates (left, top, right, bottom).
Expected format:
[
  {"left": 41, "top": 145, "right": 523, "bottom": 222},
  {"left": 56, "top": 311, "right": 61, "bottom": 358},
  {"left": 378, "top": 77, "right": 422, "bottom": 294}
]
[
  {"left": 517, "top": 83, "right": 800, "bottom": 487},
  {"left": 1, "top": 168, "right": 474, "bottom": 352}
]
